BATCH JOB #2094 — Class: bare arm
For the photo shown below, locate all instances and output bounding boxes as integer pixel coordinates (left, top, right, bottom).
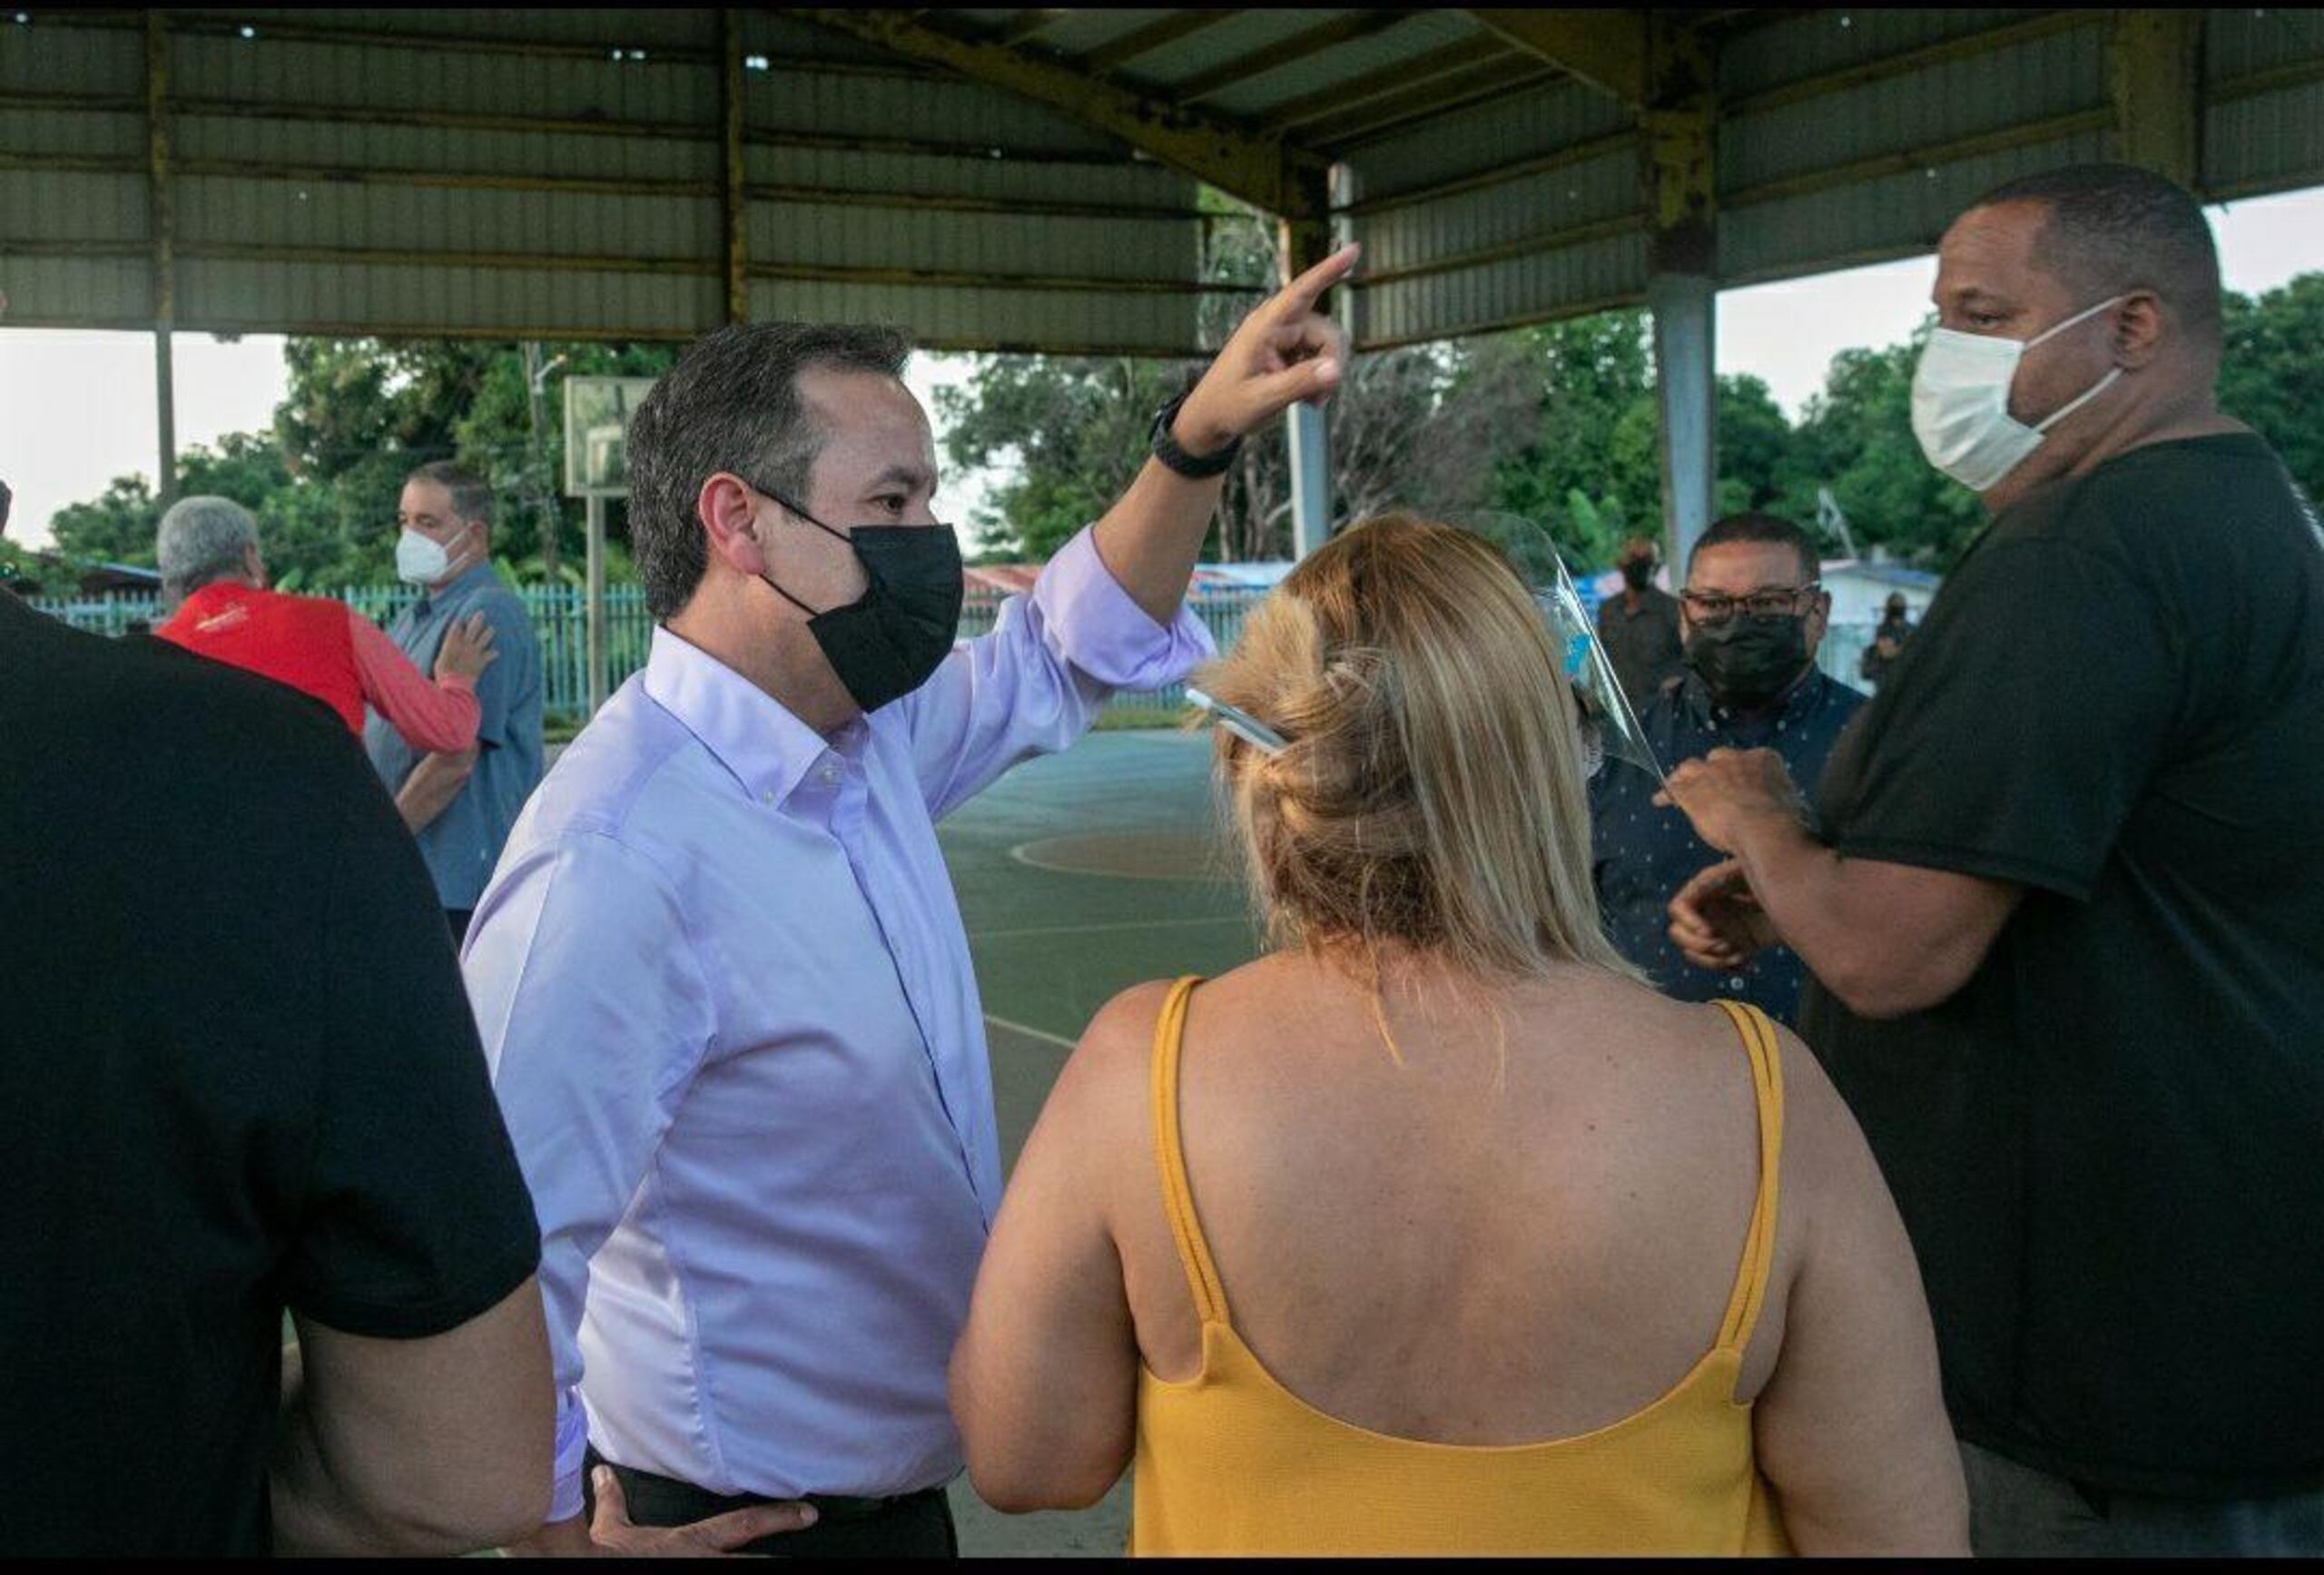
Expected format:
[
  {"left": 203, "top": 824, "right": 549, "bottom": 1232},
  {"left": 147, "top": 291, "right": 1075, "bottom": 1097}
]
[
  {"left": 950, "top": 988, "right": 1156, "bottom": 1511},
  {"left": 271, "top": 1277, "right": 554, "bottom": 1556},
  {"left": 396, "top": 743, "right": 479, "bottom": 834},
  {"left": 1659, "top": 749, "right": 2022, "bottom": 1019},
  {"left": 1726, "top": 816, "right": 2020, "bottom": 1019},
  {"left": 1752, "top": 1029, "right": 1968, "bottom": 1555},
  {"left": 1089, "top": 245, "right": 1357, "bottom": 625}
]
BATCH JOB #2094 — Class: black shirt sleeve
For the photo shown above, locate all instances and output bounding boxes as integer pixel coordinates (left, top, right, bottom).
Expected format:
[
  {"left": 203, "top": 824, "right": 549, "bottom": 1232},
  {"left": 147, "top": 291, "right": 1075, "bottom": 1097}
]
[
  {"left": 1827, "top": 530, "right": 2180, "bottom": 901},
  {"left": 277, "top": 761, "right": 542, "bottom": 1337}
]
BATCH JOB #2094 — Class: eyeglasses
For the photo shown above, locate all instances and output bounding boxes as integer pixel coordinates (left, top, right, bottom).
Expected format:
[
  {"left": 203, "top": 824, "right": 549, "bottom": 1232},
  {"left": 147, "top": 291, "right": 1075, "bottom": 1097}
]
[{"left": 1679, "top": 584, "right": 1819, "bottom": 624}]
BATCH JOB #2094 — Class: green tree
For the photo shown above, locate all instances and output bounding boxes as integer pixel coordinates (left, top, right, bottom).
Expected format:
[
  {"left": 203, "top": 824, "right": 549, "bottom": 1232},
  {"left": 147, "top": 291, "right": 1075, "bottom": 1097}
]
[
  {"left": 1716, "top": 373, "right": 1794, "bottom": 515},
  {"left": 53, "top": 336, "right": 679, "bottom": 593},
  {"left": 2220, "top": 274, "right": 2324, "bottom": 504},
  {"left": 1776, "top": 332, "right": 1984, "bottom": 567},
  {"left": 49, "top": 476, "right": 162, "bottom": 566}
]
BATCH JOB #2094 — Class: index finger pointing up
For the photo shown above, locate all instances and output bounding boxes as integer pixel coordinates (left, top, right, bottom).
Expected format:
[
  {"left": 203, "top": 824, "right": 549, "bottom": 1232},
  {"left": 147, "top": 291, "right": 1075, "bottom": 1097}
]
[{"left": 1275, "top": 241, "right": 1362, "bottom": 318}]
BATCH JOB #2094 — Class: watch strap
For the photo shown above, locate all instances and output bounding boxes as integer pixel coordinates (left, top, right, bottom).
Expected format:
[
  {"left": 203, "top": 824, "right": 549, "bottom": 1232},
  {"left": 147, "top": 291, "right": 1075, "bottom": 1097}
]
[{"left": 1150, "top": 389, "right": 1242, "bottom": 479}]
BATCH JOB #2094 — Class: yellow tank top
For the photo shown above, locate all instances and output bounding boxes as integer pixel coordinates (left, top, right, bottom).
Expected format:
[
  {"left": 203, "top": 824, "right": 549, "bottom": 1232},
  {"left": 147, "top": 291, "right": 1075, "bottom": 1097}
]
[{"left": 1129, "top": 979, "right": 1792, "bottom": 1557}]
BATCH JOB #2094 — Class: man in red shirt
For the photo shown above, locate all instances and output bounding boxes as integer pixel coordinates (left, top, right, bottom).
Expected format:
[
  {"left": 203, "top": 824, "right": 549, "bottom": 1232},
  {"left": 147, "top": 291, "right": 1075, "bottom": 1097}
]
[{"left": 153, "top": 495, "right": 495, "bottom": 752}]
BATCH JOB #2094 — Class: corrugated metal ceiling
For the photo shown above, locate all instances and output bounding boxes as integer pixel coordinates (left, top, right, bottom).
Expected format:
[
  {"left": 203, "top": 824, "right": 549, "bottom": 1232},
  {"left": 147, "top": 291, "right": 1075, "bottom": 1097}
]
[{"left": 5, "top": 7, "right": 2322, "bottom": 354}]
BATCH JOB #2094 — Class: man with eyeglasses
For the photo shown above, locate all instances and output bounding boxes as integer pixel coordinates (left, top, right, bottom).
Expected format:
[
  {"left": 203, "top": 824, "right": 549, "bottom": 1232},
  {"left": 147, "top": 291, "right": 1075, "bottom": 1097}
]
[{"left": 1587, "top": 510, "right": 1861, "bottom": 1026}]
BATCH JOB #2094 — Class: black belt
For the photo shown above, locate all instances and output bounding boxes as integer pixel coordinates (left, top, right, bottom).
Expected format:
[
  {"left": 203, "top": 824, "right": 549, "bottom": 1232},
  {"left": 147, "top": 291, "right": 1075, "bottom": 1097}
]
[{"left": 583, "top": 1446, "right": 956, "bottom": 1551}]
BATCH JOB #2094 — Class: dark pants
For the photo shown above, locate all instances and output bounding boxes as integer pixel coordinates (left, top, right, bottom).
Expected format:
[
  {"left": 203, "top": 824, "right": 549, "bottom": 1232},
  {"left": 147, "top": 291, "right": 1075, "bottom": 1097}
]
[
  {"left": 1962, "top": 1441, "right": 2324, "bottom": 1557},
  {"left": 445, "top": 908, "right": 473, "bottom": 947},
  {"left": 584, "top": 1448, "right": 958, "bottom": 1560}
]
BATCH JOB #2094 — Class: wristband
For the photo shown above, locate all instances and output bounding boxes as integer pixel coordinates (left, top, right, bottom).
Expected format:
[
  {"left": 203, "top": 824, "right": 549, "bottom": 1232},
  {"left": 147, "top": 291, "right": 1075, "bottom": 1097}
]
[{"left": 1149, "top": 389, "right": 1242, "bottom": 479}]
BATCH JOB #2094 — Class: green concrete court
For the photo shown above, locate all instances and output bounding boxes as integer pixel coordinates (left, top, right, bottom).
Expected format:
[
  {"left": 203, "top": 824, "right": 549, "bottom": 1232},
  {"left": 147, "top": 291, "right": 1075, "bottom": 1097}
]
[{"left": 934, "top": 726, "right": 1256, "bottom": 1557}]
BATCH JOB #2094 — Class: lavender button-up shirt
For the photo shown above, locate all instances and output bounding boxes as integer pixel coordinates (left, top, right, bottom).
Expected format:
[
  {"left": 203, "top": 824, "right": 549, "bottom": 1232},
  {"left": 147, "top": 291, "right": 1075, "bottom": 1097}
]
[{"left": 464, "top": 527, "right": 1211, "bottom": 1520}]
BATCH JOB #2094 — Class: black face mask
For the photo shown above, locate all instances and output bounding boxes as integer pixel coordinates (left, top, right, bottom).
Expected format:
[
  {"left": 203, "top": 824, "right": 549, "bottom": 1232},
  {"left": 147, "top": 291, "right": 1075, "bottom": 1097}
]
[
  {"left": 753, "top": 493, "right": 964, "bottom": 714},
  {"left": 1621, "top": 559, "right": 1656, "bottom": 592},
  {"left": 1684, "top": 614, "right": 1810, "bottom": 711}
]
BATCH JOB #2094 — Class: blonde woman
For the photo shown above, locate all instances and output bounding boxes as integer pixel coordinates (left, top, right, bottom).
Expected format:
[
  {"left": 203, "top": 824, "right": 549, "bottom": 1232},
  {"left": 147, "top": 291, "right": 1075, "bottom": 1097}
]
[{"left": 949, "top": 517, "right": 1966, "bottom": 1556}]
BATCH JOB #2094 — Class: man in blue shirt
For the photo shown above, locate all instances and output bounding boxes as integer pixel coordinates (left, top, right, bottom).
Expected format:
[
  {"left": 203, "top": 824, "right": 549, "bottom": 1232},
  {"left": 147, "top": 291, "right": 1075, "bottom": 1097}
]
[
  {"left": 363, "top": 461, "right": 544, "bottom": 944},
  {"left": 1589, "top": 511, "right": 1863, "bottom": 1025}
]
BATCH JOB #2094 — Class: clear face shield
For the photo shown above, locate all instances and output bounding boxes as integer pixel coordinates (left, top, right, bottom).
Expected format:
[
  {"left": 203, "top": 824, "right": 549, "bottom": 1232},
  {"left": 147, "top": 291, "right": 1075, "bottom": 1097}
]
[
  {"left": 1185, "top": 514, "right": 1668, "bottom": 787},
  {"left": 1445, "top": 510, "right": 1669, "bottom": 787}
]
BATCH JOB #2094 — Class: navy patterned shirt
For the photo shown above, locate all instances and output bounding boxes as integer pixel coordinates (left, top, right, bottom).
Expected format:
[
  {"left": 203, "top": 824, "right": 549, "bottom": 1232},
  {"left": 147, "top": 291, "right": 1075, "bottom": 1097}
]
[{"left": 1589, "top": 667, "right": 1866, "bottom": 1026}]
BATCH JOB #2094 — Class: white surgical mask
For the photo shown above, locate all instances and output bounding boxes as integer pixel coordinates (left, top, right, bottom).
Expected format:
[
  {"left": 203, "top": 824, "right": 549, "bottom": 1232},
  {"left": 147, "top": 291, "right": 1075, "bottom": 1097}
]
[
  {"left": 395, "top": 524, "right": 465, "bottom": 586},
  {"left": 1911, "top": 295, "right": 2126, "bottom": 492}
]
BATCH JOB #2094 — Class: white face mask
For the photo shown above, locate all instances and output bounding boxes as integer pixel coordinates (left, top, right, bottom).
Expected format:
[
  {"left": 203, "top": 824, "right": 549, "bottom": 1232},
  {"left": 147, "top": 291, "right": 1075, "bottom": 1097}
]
[
  {"left": 395, "top": 523, "right": 468, "bottom": 586},
  {"left": 1911, "top": 295, "right": 2126, "bottom": 492}
]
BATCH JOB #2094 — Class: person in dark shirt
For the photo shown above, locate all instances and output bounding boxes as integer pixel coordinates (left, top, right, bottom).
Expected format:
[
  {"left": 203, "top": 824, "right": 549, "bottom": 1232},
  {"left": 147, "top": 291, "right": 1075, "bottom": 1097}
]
[
  {"left": 1656, "top": 163, "right": 2324, "bottom": 1555},
  {"left": 1593, "top": 536, "right": 1686, "bottom": 714},
  {"left": 1590, "top": 511, "right": 1863, "bottom": 1025},
  {"left": 0, "top": 589, "right": 553, "bottom": 1557},
  {"left": 1856, "top": 592, "right": 1915, "bottom": 692}
]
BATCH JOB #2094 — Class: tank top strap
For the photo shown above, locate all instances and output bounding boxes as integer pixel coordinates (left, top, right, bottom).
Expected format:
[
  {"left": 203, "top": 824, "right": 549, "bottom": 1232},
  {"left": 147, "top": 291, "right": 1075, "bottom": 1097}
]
[
  {"left": 1709, "top": 1000, "right": 1785, "bottom": 1355},
  {"left": 1149, "top": 975, "right": 1231, "bottom": 1329}
]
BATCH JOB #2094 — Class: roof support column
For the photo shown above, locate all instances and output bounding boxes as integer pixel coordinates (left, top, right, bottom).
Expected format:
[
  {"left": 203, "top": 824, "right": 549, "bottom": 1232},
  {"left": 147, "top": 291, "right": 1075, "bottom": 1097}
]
[
  {"left": 2111, "top": 10, "right": 2204, "bottom": 188},
  {"left": 146, "top": 10, "right": 178, "bottom": 507},
  {"left": 1280, "top": 163, "right": 1336, "bottom": 561},
  {"left": 721, "top": 9, "right": 750, "bottom": 323},
  {"left": 1643, "top": 25, "right": 1718, "bottom": 576}
]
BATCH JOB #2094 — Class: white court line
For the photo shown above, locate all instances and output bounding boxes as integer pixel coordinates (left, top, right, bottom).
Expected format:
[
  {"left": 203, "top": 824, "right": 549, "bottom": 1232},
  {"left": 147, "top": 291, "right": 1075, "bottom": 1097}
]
[
  {"left": 984, "top": 1012, "right": 1078, "bottom": 1051},
  {"left": 970, "top": 913, "right": 1246, "bottom": 942},
  {"left": 1007, "top": 841, "right": 1231, "bottom": 881}
]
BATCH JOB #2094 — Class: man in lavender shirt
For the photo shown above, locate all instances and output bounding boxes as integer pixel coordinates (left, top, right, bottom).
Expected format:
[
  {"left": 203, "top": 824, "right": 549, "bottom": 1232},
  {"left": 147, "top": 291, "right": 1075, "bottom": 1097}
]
[{"left": 469, "top": 250, "right": 1358, "bottom": 1557}]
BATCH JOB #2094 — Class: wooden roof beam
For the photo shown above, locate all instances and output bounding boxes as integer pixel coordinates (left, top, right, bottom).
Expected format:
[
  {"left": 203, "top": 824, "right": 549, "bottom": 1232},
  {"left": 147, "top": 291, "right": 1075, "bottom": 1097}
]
[
  {"left": 783, "top": 7, "right": 1326, "bottom": 219},
  {"left": 1462, "top": 8, "right": 1649, "bottom": 107}
]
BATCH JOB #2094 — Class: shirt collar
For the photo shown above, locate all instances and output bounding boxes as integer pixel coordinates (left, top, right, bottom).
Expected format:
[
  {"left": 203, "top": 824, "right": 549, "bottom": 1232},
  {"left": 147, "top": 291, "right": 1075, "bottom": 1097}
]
[
  {"left": 642, "top": 624, "right": 842, "bottom": 807},
  {"left": 1679, "top": 666, "right": 1829, "bottom": 731}
]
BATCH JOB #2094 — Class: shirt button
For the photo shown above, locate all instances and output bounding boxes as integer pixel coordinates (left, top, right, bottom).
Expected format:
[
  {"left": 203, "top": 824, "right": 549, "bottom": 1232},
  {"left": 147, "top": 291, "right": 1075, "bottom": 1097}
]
[
  {"left": 1728, "top": 976, "right": 1747, "bottom": 992},
  {"left": 761, "top": 790, "right": 775, "bottom": 806},
  {"left": 818, "top": 764, "right": 840, "bottom": 786}
]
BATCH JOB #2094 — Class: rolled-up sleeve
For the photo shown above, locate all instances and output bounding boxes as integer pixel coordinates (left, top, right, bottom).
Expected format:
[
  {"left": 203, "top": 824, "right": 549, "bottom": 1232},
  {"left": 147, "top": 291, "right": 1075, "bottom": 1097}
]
[
  {"left": 900, "top": 525, "right": 1214, "bottom": 820},
  {"left": 462, "top": 831, "right": 715, "bottom": 1525}
]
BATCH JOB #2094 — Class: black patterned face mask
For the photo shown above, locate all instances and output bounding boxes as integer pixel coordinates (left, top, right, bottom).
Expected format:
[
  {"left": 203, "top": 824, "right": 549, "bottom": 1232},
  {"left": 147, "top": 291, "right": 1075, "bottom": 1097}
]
[
  {"left": 1683, "top": 615, "right": 1810, "bottom": 711},
  {"left": 753, "top": 491, "right": 963, "bottom": 714}
]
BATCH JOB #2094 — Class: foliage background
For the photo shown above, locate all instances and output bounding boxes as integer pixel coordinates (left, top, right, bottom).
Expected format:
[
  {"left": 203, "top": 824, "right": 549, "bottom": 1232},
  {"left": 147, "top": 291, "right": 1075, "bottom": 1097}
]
[{"left": 36, "top": 212, "right": 2324, "bottom": 591}]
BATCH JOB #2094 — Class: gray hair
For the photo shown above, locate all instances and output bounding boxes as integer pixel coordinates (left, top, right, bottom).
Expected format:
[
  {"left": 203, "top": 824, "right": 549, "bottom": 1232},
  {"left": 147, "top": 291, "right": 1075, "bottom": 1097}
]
[
  {"left": 625, "top": 321, "right": 911, "bottom": 620},
  {"left": 156, "top": 495, "right": 260, "bottom": 604}
]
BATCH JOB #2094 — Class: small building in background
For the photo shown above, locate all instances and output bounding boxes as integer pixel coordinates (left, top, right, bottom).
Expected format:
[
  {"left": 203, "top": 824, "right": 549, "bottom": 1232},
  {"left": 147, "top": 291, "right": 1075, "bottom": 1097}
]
[
  {"left": 1819, "top": 557, "right": 1941, "bottom": 626},
  {"left": 2, "top": 556, "right": 162, "bottom": 600}
]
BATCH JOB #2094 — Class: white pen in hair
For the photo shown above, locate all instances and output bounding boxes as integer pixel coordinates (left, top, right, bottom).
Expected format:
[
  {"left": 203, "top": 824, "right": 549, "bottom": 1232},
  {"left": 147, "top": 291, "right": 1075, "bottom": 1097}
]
[{"left": 1187, "top": 685, "right": 1287, "bottom": 755}]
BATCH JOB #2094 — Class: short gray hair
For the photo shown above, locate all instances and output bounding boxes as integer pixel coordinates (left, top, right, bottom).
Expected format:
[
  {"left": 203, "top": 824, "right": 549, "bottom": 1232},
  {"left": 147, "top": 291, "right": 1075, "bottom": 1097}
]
[
  {"left": 156, "top": 495, "right": 259, "bottom": 603},
  {"left": 625, "top": 321, "right": 911, "bottom": 620}
]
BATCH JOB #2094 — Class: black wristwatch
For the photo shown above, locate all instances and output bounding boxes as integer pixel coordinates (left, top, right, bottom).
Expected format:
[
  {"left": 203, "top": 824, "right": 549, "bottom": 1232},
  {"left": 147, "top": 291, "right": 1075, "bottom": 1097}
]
[{"left": 1150, "top": 389, "right": 1242, "bottom": 479}]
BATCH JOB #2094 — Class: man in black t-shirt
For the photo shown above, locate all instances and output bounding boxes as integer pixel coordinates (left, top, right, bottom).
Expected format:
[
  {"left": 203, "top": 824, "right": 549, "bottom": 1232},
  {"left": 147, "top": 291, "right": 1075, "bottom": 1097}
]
[
  {"left": 0, "top": 590, "right": 553, "bottom": 1557},
  {"left": 1657, "top": 163, "right": 2324, "bottom": 1555}
]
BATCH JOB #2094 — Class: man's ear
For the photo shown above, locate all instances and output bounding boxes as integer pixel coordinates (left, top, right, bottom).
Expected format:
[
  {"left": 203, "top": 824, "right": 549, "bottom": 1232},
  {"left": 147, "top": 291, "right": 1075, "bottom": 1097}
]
[
  {"left": 697, "top": 474, "right": 766, "bottom": 576},
  {"left": 2113, "top": 291, "right": 2167, "bottom": 370}
]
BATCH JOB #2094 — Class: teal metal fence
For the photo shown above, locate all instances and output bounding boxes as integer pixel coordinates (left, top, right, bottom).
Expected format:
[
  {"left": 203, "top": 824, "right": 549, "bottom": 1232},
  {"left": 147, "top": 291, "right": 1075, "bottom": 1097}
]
[{"left": 34, "top": 584, "right": 1269, "bottom": 721}]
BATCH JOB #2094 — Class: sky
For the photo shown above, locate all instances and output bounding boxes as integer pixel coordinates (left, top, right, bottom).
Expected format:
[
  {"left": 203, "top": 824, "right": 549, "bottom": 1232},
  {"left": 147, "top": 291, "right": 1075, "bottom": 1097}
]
[{"left": 6, "top": 185, "right": 2323, "bottom": 551}]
